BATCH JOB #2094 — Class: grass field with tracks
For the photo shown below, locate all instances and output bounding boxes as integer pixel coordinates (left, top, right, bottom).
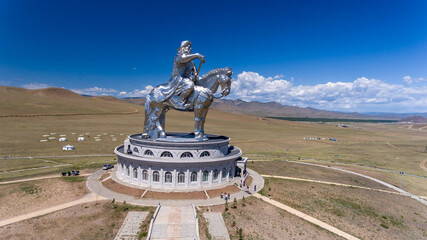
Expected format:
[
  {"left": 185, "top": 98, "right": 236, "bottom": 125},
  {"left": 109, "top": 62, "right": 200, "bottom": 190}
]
[{"left": 1, "top": 107, "right": 426, "bottom": 196}]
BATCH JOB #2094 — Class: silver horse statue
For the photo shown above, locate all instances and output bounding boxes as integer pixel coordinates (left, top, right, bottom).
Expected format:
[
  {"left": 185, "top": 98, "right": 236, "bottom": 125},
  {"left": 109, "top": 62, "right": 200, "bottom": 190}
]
[{"left": 143, "top": 67, "right": 232, "bottom": 140}]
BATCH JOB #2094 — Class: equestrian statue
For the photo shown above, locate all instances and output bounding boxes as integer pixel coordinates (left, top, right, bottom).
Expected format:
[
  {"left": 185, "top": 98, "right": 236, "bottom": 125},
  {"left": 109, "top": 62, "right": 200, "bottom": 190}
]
[{"left": 143, "top": 41, "right": 232, "bottom": 140}]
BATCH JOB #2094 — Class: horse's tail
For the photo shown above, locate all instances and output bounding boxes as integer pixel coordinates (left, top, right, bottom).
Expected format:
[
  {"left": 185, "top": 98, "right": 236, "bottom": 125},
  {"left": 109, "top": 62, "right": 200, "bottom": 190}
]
[{"left": 145, "top": 95, "right": 151, "bottom": 111}]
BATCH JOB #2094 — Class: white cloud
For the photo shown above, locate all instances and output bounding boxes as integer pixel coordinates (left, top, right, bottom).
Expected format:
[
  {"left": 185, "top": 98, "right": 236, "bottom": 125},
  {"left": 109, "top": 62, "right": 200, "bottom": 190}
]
[
  {"left": 71, "top": 87, "right": 118, "bottom": 96},
  {"left": 403, "top": 75, "right": 426, "bottom": 85},
  {"left": 21, "top": 83, "right": 51, "bottom": 89},
  {"left": 226, "top": 71, "right": 427, "bottom": 112},
  {"left": 118, "top": 85, "right": 154, "bottom": 98},
  {"left": 230, "top": 71, "right": 292, "bottom": 101},
  {"left": 403, "top": 76, "right": 412, "bottom": 84},
  {"left": 0, "top": 80, "right": 12, "bottom": 86}
]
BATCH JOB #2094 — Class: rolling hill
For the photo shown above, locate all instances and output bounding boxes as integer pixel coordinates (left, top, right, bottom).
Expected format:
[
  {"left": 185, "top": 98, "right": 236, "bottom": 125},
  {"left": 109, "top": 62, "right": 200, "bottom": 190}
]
[
  {"left": 210, "top": 99, "right": 378, "bottom": 119},
  {"left": 0, "top": 86, "right": 142, "bottom": 116}
]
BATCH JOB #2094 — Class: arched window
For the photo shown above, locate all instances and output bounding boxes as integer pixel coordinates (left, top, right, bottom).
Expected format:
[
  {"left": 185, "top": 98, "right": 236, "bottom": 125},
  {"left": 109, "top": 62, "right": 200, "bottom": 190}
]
[
  {"left": 229, "top": 168, "right": 233, "bottom": 177},
  {"left": 133, "top": 147, "right": 139, "bottom": 153},
  {"left": 200, "top": 151, "right": 210, "bottom": 157},
  {"left": 178, "top": 172, "right": 185, "bottom": 183},
  {"left": 144, "top": 150, "right": 154, "bottom": 156},
  {"left": 165, "top": 172, "right": 172, "bottom": 183},
  {"left": 191, "top": 172, "right": 198, "bottom": 182},
  {"left": 160, "top": 151, "right": 173, "bottom": 158},
  {"left": 180, "top": 152, "right": 193, "bottom": 158},
  {"left": 203, "top": 171, "right": 209, "bottom": 182},
  {"left": 133, "top": 168, "right": 138, "bottom": 179},
  {"left": 126, "top": 166, "right": 130, "bottom": 176},
  {"left": 153, "top": 171, "right": 159, "bottom": 182},
  {"left": 213, "top": 169, "right": 219, "bottom": 180},
  {"left": 222, "top": 168, "right": 227, "bottom": 178},
  {"left": 142, "top": 170, "right": 148, "bottom": 180}
]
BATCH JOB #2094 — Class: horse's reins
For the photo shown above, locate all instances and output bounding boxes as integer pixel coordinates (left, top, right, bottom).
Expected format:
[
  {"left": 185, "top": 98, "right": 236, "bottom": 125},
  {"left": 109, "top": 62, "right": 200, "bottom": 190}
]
[{"left": 195, "top": 59, "right": 228, "bottom": 99}]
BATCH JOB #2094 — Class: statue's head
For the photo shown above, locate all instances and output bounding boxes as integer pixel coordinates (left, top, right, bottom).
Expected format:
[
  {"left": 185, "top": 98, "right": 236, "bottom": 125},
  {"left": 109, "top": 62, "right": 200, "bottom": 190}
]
[{"left": 178, "top": 40, "right": 192, "bottom": 53}]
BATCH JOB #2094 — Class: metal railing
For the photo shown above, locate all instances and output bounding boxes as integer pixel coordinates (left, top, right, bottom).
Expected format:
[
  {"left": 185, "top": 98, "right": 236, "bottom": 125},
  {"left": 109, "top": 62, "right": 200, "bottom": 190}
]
[
  {"left": 147, "top": 203, "right": 161, "bottom": 240},
  {"left": 192, "top": 204, "right": 200, "bottom": 240}
]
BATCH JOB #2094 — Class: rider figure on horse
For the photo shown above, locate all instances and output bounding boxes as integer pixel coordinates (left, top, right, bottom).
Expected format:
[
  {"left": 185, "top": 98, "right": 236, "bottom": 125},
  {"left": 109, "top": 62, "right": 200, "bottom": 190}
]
[{"left": 158, "top": 40, "right": 206, "bottom": 110}]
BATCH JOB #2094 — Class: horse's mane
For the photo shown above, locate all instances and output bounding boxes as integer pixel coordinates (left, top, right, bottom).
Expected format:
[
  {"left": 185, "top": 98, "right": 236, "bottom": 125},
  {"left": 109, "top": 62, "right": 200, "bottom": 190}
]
[{"left": 198, "top": 67, "right": 232, "bottom": 84}]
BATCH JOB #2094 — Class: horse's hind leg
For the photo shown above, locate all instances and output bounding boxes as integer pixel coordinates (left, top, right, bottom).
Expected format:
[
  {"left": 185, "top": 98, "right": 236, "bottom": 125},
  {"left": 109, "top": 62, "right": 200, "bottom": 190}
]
[
  {"left": 194, "top": 107, "right": 204, "bottom": 140},
  {"left": 142, "top": 101, "right": 152, "bottom": 138}
]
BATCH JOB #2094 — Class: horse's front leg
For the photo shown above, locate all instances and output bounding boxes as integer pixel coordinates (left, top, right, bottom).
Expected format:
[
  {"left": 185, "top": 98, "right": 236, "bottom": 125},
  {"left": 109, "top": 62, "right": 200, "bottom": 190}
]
[
  {"left": 196, "top": 102, "right": 211, "bottom": 140},
  {"left": 158, "top": 111, "right": 167, "bottom": 138}
]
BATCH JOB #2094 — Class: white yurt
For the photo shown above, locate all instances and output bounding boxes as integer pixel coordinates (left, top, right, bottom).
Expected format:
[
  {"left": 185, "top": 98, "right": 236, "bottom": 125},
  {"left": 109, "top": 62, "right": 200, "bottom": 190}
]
[
  {"left": 77, "top": 137, "right": 85, "bottom": 141},
  {"left": 59, "top": 137, "right": 67, "bottom": 142},
  {"left": 62, "top": 145, "right": 74, "bottom": 151}
]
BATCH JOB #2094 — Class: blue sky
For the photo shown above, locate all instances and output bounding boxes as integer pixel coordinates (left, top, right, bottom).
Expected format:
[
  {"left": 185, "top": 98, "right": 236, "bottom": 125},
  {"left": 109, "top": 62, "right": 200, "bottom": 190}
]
[{"left": 1, "top": 0, "right": 426, "bottom": 113}]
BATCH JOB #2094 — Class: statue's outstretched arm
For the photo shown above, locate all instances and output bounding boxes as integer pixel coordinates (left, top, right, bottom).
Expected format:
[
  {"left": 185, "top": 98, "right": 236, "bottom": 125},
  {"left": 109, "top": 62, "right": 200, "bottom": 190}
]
[{"left": 181, "top": 53, "right": 205, "bottom": 63}]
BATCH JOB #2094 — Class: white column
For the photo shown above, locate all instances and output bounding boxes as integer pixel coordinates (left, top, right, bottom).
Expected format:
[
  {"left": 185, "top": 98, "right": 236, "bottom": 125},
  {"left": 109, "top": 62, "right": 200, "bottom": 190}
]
[
  {"left": 173, "top": 169, "right": 177, "bottom": 188},
  {"left": 138, "top": 166, "right": 142, "bottom": 184},
  {"left": 160, "top": 168, "right": 164, "bottom": 188},
  {"left": 186, "top": 169, "right": 190, "bottom": 187},
  {"left": 148, "top": 167, "right": 152, "bottom": 188}
]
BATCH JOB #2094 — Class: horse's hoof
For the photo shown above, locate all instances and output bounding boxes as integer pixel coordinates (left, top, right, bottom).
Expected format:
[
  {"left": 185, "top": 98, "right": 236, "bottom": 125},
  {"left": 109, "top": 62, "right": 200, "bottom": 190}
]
[{"left": 160, "top": 132, "right": 167, "bottom": 138}]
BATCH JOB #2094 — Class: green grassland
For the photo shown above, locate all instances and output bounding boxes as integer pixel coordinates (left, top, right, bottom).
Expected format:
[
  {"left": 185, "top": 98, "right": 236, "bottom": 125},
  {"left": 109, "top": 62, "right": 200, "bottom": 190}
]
[{"left": 0, "top": 96, "right": 426, "bottom": 194}]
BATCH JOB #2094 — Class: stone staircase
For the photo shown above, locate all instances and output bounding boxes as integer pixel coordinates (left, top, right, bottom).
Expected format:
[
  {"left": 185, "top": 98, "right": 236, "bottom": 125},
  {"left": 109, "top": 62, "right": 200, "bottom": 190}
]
[
  {"left": 150, "top": 206, "right": 197, "bottom": 240},
  {"left": 203, "top": 212, "right": 230, "bottom": 240},
  {"left": 115, "top": 211, "right": 149, "bottom": 240}
]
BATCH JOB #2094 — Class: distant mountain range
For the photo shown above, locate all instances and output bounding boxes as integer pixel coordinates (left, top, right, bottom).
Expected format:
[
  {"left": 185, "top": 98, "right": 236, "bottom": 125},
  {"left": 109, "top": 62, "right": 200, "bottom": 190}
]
[
  {"left": 123, "top": 97, "right": 427, "bottom": 120},
  {"left": 1, "top": 85, "right": 425, "bottom": 120}
]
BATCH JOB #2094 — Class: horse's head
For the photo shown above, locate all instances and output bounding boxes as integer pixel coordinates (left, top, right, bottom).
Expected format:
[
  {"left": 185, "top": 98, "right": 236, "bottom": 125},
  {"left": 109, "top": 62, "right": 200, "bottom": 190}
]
[
  {"left": 198, "top": 67, "right": 233, "bottom": 98},
  {"left": 218, "top": 67, "right": 232, "bottom": 97}
]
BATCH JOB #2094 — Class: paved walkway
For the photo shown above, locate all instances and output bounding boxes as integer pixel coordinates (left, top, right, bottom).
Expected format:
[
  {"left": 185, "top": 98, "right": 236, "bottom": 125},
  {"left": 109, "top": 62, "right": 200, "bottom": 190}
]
[
  {"left": 86, "top": 168, "right": 264, "bottom": 207},
  {"left": 114, "top": 211, "right": 149, "bottom": 240},
  {"left": 203, "top": 212, "right": 230, "bottom": 240},
  {"left": 253, "top": 193, "right": 360, "bottom": 240},
  {"left": 150, "top": 206, "right": 196, "bottom": 240},
  {"left": 0, "top": 192, "right": 105, "bottom": 227}
]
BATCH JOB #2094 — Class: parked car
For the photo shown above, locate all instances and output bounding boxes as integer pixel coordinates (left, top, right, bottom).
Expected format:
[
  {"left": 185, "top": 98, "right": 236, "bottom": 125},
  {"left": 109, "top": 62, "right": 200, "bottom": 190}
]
[
  {"left": 61, "top": 170, "right": 79, "bottom": 176},
  {"left": 103, "top": 164, "right": 114, "bottom": 170}
]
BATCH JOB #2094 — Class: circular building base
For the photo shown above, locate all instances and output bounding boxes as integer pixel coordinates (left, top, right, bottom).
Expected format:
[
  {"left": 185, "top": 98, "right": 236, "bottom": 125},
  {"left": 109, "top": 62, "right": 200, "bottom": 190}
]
[
  {"left": 86, "top": 168, "right": 264, "bottom": 206},
  {"left": 115, "top": 132, "right": 247, "bottom": 191}
]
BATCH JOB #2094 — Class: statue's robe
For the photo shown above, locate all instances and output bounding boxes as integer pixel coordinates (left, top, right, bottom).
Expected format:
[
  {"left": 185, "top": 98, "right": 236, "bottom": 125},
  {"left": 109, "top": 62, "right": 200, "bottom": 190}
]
[{"left": 149, "top": 52, "right": 194, "bottom": 105}]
